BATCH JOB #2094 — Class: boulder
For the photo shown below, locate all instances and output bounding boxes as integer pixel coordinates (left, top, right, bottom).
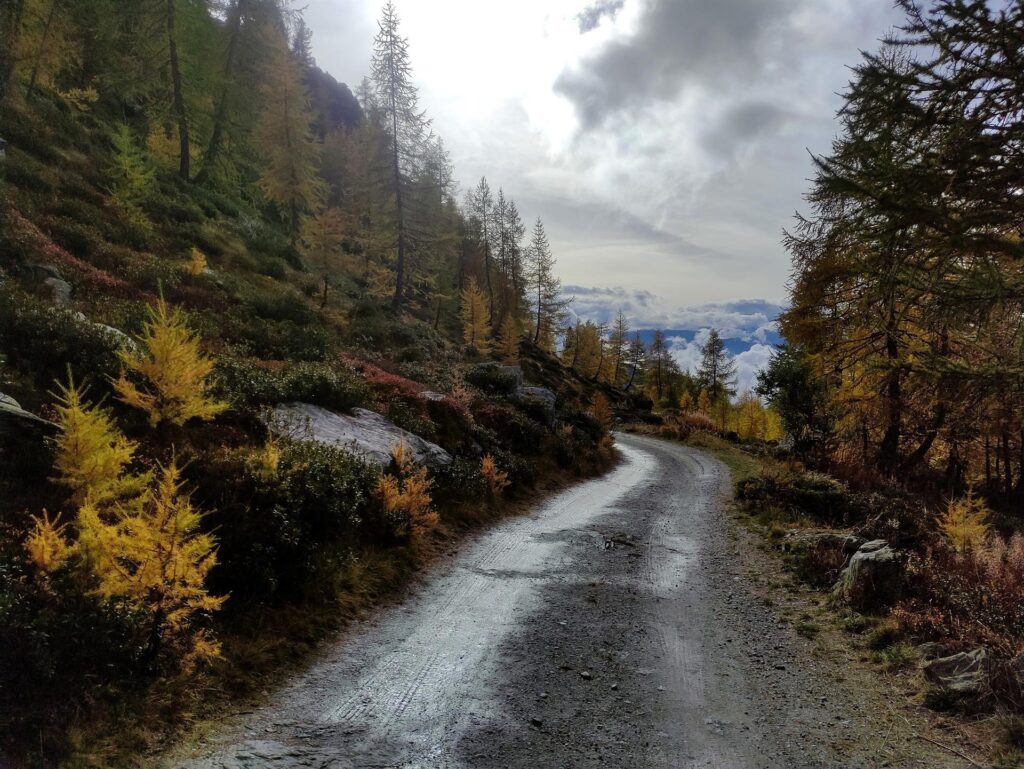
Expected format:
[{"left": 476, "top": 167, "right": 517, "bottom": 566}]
[
  {"left": 923, "top": 648, "right": 994, "bottom": 712},
  {"left": 25, "top": 263, "right": 71, "bottom": 305},
  {"left": 73, "top": 312, "right": 136, "bottom": 351},
  {"left": 781, "top": 529, "right": 865, "bottom": 555},
  {"left": 515, "top": 386, "right": 557, "bottom": 424},
  {"left": 268, "top": 403, "right": 451, "bottom": 468},
  {"left": 832, "top": 539, "right": 902, "bottom": 611},
  {"left": 917, "top": 642, "right": 955, "bottom": 661},
  {"left": 0, "top": 391, "right": 57, "bottom": 437}
]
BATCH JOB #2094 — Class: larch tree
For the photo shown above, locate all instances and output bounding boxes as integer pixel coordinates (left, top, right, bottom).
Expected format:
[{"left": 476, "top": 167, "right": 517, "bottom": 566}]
[
  {"left": 371, "top": 1, "right": 429, "bottom": 310},
  {"left": 255, "top": 23, "right": 323, "bottom": 241},
  {"left": 301, "top": 205, "right": 346, "bottom": 308},
  {"left": 460, "top": 276, "right": 491, "bottom": 355}
]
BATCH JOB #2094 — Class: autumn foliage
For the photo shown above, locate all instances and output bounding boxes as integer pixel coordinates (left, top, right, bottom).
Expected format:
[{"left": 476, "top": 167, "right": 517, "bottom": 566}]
[
  {"left": 114, "top": 295, "right": 227, "bottom": 427},
  {"left": 377, "top": 442, "right": 438, "bottom": 541}
]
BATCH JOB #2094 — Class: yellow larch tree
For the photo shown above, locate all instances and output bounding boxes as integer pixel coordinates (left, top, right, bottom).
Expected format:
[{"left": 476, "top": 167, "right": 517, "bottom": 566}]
[
  {"left": 51, "top": 376, "right": 150, "bottom": 505},
  {"left": 114, "top": 296, "right": 227, "bottom": 427},
  {"left": 939, "top": 491, "right": 991, "bottom": 553},
  {"left": 460, "top": 277, "right": 491, "bottom": 354},
  {"left": 497, "top": 315, "right": 521, "bottom": 363},
  {"left": 254, "top": 26, "right": 324, "bottom": 241},
  {"left": 377, "top": 442, "right": 438, "bottom": 541}
]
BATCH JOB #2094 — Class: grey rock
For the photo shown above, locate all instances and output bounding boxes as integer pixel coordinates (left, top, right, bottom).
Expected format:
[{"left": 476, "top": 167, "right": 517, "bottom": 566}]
[
  {"left": 923, "top": 648, "right": 993, "bottom": 711},
  {"left": 916, "top": 642, "right": 955, "bottom": 661},
  {"left": 44, "top": 276, "right": 72, "bottom": 305},
  {"left": 268, "top": 403, "right": 452, "bottom": 468},
  {"left": 419, "top": 391, "right": 447, "bottom": 402},
  {"left": 0, "top": 391, "right": 57, "bottom": 436},
  {"left": 515, "top": 385, "right": 557, "bottom": 424},
  {"left": 832, "top": 540, "right": 902, "bottom": 611},
  {"left": 781, "top": 529, "right": 865, "bottom": 555}
]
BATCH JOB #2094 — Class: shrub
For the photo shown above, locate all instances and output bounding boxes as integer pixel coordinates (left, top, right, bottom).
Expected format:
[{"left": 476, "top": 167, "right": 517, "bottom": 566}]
[
  {"left": 222, "top": 314, "right": 330, "bottom": 361},
  {"left": 480, "top": 454, "right": 510, "bottom": 497},
  {"left": 464, "top": 363, "right": 519, "bottom": 395},
  {"left": 736, "top": 467, "right": 850, "bottom": 524},
  {"left": 473, "top": 402, "right": 546, "bottom": 456},
  {"left": 198, "top": 440, "right": 381, "bottom": 601},
  {"left": 377, "top": 442, "right": 438, "bottom": 543},
  {"left": 246, "top": 291, "right": 316, "bottom": 325},
  {"left": 0, "top": 289, "right": 122, "bottom": 399},
  {"left": 213, "top": 358, "right": 367, "bottom": 412},
  {"left": 896, "top": 536, "right": 1024, "bottom": 653}
]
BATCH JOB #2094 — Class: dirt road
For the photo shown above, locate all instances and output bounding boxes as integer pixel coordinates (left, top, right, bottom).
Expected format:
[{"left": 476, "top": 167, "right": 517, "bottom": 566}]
[{"left": 172, "top": 434, "right": 966, "bottom": 769}]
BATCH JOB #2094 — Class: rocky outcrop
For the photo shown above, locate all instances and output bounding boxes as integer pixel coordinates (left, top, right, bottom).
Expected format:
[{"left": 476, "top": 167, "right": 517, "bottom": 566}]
[
  {"left": 268, "top": 403, "right": 451, "bottom": 468},
  {"left": 923, "top": 648, "right": 994, "bottom": 712},
  {"left": 832, "top": 539, "right": 902, "bottom": 611}
]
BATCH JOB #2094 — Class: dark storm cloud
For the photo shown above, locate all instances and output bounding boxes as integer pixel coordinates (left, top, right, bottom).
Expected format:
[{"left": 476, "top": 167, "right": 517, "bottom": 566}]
[
  {"left": 701, "top": 101, "right": 798, "bottom": 159},
  {"left": 555, "top": 0, "right": 803, "bottom": 129},
  {"left": 576, "top": 0, "right": 626, "bottom": 33}
]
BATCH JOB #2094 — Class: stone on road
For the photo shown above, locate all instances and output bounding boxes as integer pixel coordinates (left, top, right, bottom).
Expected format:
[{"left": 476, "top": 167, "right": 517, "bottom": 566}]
[{"left": 171, "top": 434, "right": 959, "bottom": 769}]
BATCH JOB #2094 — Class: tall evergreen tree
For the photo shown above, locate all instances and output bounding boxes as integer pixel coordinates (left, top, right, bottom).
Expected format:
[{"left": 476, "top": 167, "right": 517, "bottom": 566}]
[
  {"left": 697, "top": 328, "right": 737, "bottom": 404},
  {"left": 370, "top": 1, "right": 429, "bottom": 310},
  {"left": 524, "top": 218, "right": 567, "bottom": 351}
]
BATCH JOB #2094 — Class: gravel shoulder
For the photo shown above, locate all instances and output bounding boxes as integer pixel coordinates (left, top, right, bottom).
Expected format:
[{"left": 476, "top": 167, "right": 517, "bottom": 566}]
[{"left": 163, "top": 433, "right": 976, "bottom": 769}]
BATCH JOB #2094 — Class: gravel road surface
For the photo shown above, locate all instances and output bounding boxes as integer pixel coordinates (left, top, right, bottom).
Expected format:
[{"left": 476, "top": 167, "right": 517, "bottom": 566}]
[{"left": 171, "top": 433, "right": 966, "bottom": 769}]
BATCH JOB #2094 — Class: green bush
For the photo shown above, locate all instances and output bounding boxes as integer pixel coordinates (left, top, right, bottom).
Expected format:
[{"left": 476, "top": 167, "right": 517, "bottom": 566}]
[
  {"left": 214, "top": 358, "right": 368, "bottom": 412},
  {"left": 465, "top": 363, "right": 519, "bottom": 395},
  {"left": 196, "top": 441, "right": 383, "bottom": 601},
  {"left": 0, "top": 289, "right": 123, "bottom": 403},
  {"left": 736, "top": 468, "right": 851, "bottom": 524},
  {"left": 246, "top": 292, "right": 317, "bottom": 325}
]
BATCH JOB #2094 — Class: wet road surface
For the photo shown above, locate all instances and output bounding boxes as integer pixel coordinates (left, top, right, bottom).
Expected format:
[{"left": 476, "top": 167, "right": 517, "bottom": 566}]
[{"left": 172, "top": 434, "right": 962, "bottom": 769}]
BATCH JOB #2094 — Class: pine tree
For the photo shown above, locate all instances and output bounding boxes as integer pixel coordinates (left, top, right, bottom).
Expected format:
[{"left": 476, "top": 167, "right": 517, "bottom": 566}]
[
  {"left": 460, "top": 277, "right": 491, "bottom": 354},
  {"left": 609, "top": 310, "right": 630, "bottom": 387},
  {"left": 697, "top": 328, "right": 737, "bottom": 404},
  {"left": 466, "top": 177, "right": 496, "bottom": 319},
  {"left": 524, "top": 218, "right": 567, "bottom": 350},
  {"left": 114, "top": 296, "right": 227, "bottom": 427},
  {"left": 625, "top": 333, "right": 645, "bottom": 391},
  {"left": 371, "top": 1, "right": 429, "bottom": 310},
  {"left": 255, "top": 25, "right": 323, "bottom": 241},
  {"left": 78, "top": 458, "right": 226, "bottom": 664}
]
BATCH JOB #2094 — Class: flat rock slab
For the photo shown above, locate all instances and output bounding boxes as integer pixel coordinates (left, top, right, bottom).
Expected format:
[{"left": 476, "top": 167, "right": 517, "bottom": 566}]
[{"left": 268, "top": 403, "right": 451, "bottom": 468}]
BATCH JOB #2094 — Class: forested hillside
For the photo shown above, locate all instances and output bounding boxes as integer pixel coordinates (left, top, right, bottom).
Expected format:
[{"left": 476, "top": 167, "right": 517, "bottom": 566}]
[{"left": 0, "top": 2, "right": 624, "bottom": 764}]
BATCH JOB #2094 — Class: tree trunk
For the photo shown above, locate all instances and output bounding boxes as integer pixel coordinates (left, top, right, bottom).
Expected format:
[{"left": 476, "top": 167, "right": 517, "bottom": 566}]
[
  {"left": 877, "top": 330, "right": 902, "bottom": 473},
  {"left": 26, "top": 0, "right": 59, "bottom": 100},
  {"left": 390, "top": 98, "right": 405, "bottom": 310},
  {"left": 899, "top": 404, "right": 946, "bottom": 475},
  {"left": 0, "top": 0, "right": 26, "bottom": 102},
  {"left": 196, "top": 0, "right": 245, "bottom": 184},
  {"left": 166, "top": 0, "right": 190, "bottom": 180}
]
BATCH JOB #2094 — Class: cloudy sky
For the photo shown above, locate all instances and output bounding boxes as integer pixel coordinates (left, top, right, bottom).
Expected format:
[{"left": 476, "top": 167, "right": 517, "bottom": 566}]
[{"left": 305, "top": 0, "right": 903, "bottom": 384}]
